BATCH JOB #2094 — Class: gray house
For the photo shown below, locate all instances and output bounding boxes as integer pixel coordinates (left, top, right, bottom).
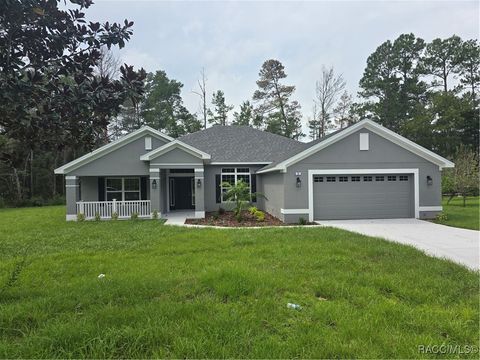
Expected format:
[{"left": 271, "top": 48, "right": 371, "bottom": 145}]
[{"left": 55, "top": 119, "right": 454, "bottom": 223}]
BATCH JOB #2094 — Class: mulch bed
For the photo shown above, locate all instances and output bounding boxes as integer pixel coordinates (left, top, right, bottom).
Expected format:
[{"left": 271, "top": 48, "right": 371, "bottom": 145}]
[{"left": 185, "top": 211, "right": 317, "bottom": 227}]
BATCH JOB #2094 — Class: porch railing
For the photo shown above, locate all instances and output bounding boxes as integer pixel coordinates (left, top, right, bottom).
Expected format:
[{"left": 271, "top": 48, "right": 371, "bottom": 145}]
[{"left": 76, "top": 200, "right": 151, "bottom": 219}]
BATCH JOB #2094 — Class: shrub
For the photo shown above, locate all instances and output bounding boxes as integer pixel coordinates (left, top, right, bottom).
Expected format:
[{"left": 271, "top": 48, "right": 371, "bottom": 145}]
[
  {"left": 218, "top": 207, "right": 226, "bottom": 215},
  {"left": 298, "top": 217, "right": 307, "bottom": 225},
  {"left": 248, "top": 206, "right": 258, "bottom": 215},
  {"left": 255, "top": 210, "right": 265, "bottom": 222},
  {"left": 0, "top": 197, "right": 5, "bottom": 209},
  {"left": 435, "top": 212, "right": 448, "bottom": 222},
  {"left": 111, "top": 212, "right": 119, "bottom": 220},
  {"left": 94, "top": 212, "right": 101, "bottom": 221},
  {"left": 130, "top": 212, "right": 139, "bottom": 221},
  {"left": 212, "top": 211, "right": 219, "bottom": 220},
  {"left": 152, "top": 209, "right": 159, "bottom": 220},
  {"left": 77, "top": 213, "right": 86, "bottom": 222}
]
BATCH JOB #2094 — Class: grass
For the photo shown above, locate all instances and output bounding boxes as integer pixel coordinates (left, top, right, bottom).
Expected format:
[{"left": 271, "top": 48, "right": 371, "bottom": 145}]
[
  {"left": 436, "top": 196, "right": 480, "bottom": 230},
  {"left": 0, "top": 206, "right": 478, "bottom": 358}
]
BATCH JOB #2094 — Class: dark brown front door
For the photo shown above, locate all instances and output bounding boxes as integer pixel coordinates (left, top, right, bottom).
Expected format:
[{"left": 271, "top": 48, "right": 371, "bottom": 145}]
[{"left": 169, "top": 177, "right": 195, "bottom": 210}]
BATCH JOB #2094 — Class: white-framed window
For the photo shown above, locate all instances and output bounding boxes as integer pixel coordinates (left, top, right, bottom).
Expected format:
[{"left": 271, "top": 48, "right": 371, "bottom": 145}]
[
  {"left": 375, "top": 176, "right": 384, "bottom": 181},
  {"left": 326, "top": 176, "right": 336, "bottom": 182},
  {"left": 351, "top": 176, "right": 360, "bottom": 182},
  {"left": 399, "top": 175, "right": 409, "bottom": 181},
  {"left": 313, "top": 175, "right": 323, "bottom": 182},
  {"left": 388, "top": 175, "right": 397, "bottom": 181},
  {"left": 106, "top": 177, "right": 140, "bottom": 201},
  {"left": 145, "top": 136, "right": 152, "bottom": 150},
  {"left": 221, "top": 167, "right": 250, "bottom": 202},
  {"left": 363, "top": 176, "right": 372, "bottom": 182},
  {"left": 339, "top": 176, "right": 348, "bottom": 182}
]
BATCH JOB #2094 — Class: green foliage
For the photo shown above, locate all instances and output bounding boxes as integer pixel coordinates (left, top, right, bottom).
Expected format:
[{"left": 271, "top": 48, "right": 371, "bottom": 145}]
[
  {"left": 435, "top": 212, "right": 448, "bottom": 223},
  {"left": 130, "top": 212, "right": 139, "bottom": 221},
  {"left": 221, "top": 180, "right": 265, "bottom": 222},
  {"left": 298, "top": 217, "right": 307, "bottom": 225},
  {"left": 208, "top": 90, "right": 234, "bottom": 126},
  {"left": 441, "top": 169, "right": 455, "bottom": 195},
  {"left": 111, "top": 212, "right": 119, "bottom": 221},
  {"left": 253, "top": 59, "right": 304, "bottom": 139},
  {"left": 0, "top": 206, "right": 478, "bottom": 358},
  {"left": 77, "top": 213, "right": 86, "bottom": 222},
  {"left": 248, "top": 206, "right": 258, "bottom": 215},
  {"left": 436, "top": 196, "right": 480, "bottom": 230},
  {"left": 152, "top": 209, "right": 159, "bottom": 220},
  {"left": 212, "top": 211, "right": 219, "bottom": 220},
  {"left": 254, "top": 210, "right": 265, "bottom": 222},
  {"left": 94, "top": 212, "right": 101, "bottom": 222},
  {"left": 452, "top": 145, "right": 479, "bottom": 205}
]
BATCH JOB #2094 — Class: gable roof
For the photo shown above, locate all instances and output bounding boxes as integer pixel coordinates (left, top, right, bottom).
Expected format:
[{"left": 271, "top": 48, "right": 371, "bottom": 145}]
[
  {"left": 178, "top": 125, "right": 305, "bottom": 163},
  {"left": 140, "top": 140, "right": 211, "bottom": 161},
  {"left": 54, "top": 126, "right": 174, "bottom": 174},
  {"left": 257, "top": 119, "right": 455, "bottom": 174}
]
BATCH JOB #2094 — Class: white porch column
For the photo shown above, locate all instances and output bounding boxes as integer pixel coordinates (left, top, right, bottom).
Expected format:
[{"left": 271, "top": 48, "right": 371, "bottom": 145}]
[
  {"left": 65, "top": 175, "right": 80, "bottom": 221},
  {"left": 194, "top": 167, "right": 205, "bottom": 218},
  {"left": 150, "top": 168, "right": 161, "bottom": 218}
]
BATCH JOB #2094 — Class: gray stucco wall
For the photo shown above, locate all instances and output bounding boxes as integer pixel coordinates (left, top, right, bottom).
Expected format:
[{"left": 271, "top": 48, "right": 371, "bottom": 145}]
[
  {"left": 150, "top": 147, "right": 203, "bottom": 165},
  {"left": 203, "top": 165, "right": 265, "bottom": 212},
  {"left": 80, "top": 177, "right": 98, "bottom": 201},
  {"left": 280, "top": 128, "right": 442, "bottom": 222},
  {"left": 69, "top": 136, "right": 168, "bottom": 176},
  {"left": 259, "top": 171, "right": 285, "bottom": 221}
]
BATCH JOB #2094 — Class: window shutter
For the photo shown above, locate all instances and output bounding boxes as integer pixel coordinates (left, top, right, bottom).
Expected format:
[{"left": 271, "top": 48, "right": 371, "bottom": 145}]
[
  {"left": 98, "top": 177, "right": 105, "bottom": 201},
  {"left": 215, "top": 174, "right": 221, "bottom": 203},
  {"left": 251, "top": 174, "right": 257, "bottom": 203},
  {"left": 140, "top": 177, "right": 147, "bottom": 200}
]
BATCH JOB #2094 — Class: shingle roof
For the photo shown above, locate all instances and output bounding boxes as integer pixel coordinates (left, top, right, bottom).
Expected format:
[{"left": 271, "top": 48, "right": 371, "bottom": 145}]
[{"left": 178, "top": 125, "right": 307, "bottom": 163}]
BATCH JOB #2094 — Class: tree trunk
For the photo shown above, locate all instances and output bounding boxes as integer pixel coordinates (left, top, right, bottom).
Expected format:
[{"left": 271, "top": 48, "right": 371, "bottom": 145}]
[
  {"left": 463, "top": 194, "right": 466, "bottom": 207},
  {"left": 12, "top": 167, "right": 22, "bottom": 204}
]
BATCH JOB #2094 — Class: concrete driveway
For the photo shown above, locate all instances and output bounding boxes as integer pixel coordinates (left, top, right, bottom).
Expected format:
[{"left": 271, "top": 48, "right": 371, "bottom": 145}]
[{"left": 317, "top": 219, "right": 479, "bottom": 270}]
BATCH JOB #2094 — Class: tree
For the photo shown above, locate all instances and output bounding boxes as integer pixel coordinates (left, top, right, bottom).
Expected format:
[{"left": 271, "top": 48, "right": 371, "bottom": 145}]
[
  {"left": 221, "top": 179, "right": 265, "bottom": 221},
  {"left": 96, "top": 46, "right": 121, "bottom": 79},
  {"left": 450, "top": 145, "right": 478, "bottom": 206},
  {"left": 192, "top": 68, "right": 208, "bottom": 129},
  {"left": 142, "top": 70, "right": 201, "bottom": 137},
  {"left": 233, "top": 100, "right": 254, "bottom": 126},
  {"left": 208, "top": 90, "right": 233, "bottom": 126},
  {"left": 309, "top": 66, "right": 346, "bottom": 138},
  {"left": 458, "top": 39, "right": 480, "bottom": 98},
  {"left": 333, "top": 91, "right": 357, "bottom": 128},
  {"left": 253, "top": 59, "right": 303, "bottom": 139},
  {"left": 0, "top": 0, "right": 145, "bottom": 204},
  {"left": 421, "top": 35, "right": 464, "bottom": 92}
]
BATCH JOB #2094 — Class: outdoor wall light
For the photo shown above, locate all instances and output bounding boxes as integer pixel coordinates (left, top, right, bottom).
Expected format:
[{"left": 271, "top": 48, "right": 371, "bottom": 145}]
[
  {"left": 296, "top": 177, "right": 302, "bottom": 188},
  {"left": 197, "top": 178, "right": 202, "bottom": 188},
  {"left": 426, "top": 175, "right": 433, "bottom": 185},
  {"left": 151, "top": 179, "right": 157, "bottom": 189}
]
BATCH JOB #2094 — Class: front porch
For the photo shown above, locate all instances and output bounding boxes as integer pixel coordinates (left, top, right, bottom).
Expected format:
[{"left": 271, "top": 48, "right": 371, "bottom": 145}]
[{"left": 66, "top": 167, "right": 205, "bottom": 221}]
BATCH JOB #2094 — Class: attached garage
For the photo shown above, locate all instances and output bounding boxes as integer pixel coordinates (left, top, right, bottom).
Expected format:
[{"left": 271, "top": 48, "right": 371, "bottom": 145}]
[{"left": 312, "top": 172, "right": 414, "bottom": 220}]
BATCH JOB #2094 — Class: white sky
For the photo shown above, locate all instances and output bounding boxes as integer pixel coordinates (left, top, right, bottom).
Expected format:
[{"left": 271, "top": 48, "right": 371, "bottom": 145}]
[{"left": 85, "top": 0, "right": 479, "bottom": 135}]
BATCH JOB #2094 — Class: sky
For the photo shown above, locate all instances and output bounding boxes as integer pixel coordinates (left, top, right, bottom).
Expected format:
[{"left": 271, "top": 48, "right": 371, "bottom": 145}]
[{"left": 84, "top": 0, "right": 479, "bottom": 135}]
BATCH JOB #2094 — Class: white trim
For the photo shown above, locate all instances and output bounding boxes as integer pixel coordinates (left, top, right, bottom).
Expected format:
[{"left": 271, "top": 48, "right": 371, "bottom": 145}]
[
  {"left": 194, "top": 168, "right": 204, "bottom": 173},
  {"left": 195, "top": 211, "right": 205, "bottom": 218},
  {"left": 54, "top": 126, "right": 174, "bottom": 174},
  {"left": 140, "top": 140, "right": 211, "bottom": 161},
  {"left": 359, "top": 132, "right": 369, "bottom": 151},
  {"left": 257, "top": 119, "right": 454, "bottom": 174},
  {"left": 149, "top": 168, "right": 160, "bottom": 173},
  {"left": 66, "top": 214, "right": 77, "bottom": 221},
  {"left": 151, "top": 163, "right": 202, "bottom": 167},
  {"left": 419, "top": 206, "right": 442, "bottom": 212},
  {"left": 210, "top": 162, "right": 271, "bottom": 165},
  {"left": 65, "top": 176, "right": 77, "bottom": 180},
  {"left": 281, "top": 208, "right": 309, "bottom": 214},
  {"left": 307, "top": 168, "right": 420, "bottom": 222},
  {"left": 65, "top": 184, "right": 79, "bottom": 188},
  {"left": 105, "top": 177, "right": 141, "bottom": 202},
  {"left": 220, "top": 167, "right": 252, "bottom": 203}
]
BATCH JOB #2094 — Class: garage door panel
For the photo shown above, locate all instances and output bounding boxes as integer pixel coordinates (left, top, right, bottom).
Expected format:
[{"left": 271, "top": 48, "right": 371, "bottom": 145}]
[{"left": 313, "top": 174, "right": 413, "bottom": 220}]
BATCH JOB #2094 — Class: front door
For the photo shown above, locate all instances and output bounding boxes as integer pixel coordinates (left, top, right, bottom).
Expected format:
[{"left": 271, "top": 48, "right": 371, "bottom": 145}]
[{"left": 169, "top": 177, "right": 195, "bottom": 210}]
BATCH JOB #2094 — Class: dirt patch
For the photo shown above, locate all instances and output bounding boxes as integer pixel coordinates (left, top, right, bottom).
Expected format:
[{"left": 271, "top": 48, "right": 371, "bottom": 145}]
[{"left": 185, "top": 211, "right": 317, "bottom": 227}]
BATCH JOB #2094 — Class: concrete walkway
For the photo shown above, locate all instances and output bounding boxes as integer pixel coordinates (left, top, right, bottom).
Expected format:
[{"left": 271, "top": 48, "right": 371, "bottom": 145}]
[
  {"left": 162, "top": 211, "right": 194, "bottom": 226},
  {"left": 317, "top": 218, "right": 479, "bottom": 270}
]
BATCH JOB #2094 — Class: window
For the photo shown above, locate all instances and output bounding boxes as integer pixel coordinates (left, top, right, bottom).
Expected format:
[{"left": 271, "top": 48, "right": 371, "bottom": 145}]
[
  {"left": 399, "top": 175, "right": 409, "bottom": 181},
  {"left": 363, "top": 176, "right": 372, "bottom": 182},
  {"left": 106, "top": 178, "right": 140, "bottom": 201},
  {"left": 359, "top": 133, "right": 369, "bottom": 151},
  {"left": 145, "top": 136, "right": 152, "bottom": 150},
  {"left": 221, "top": 168, "right": 251, "bottom": 202},
  {"left": 326, "top": 176, "right": 336, "bottom": 182},
  {"left": 313, "top": 175, "right": 323, "bottom": 182},
  {"left": 375, "top": 176, "right": 384, "bottom": 181},
  {"left": 339, "top": 176, "right": 348, "bottom": 182},
  {"left": 351, "top": 176, "right": 360, "bottom": 182},
  {"left": 388, "top": 175, "right": 396, "bottom": 181}
]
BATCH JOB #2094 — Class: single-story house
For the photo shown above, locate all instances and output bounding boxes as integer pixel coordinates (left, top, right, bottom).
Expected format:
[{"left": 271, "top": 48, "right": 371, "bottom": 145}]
[{"left": 54, "top": 119, "right": 454, "bottom": 222}]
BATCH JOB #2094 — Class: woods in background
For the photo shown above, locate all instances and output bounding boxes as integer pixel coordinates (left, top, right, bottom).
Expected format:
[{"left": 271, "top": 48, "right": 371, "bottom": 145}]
[{"left": 0, "top": 1, "right": 478, "bottom": 206}]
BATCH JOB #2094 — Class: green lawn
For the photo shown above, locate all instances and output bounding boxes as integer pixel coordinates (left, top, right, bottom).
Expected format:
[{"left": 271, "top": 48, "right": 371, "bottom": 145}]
[
  {"left": 0, "top": 206, "right": 478, "bottom": 358},
  {"left": 436, "top": 196, "right": 480, "bottom": 230}
]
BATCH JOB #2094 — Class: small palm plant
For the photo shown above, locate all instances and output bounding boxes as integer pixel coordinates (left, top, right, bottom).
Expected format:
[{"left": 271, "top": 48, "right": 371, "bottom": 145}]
[{"left": 221, "top": 179, "right": 266, "bottom": 221}]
